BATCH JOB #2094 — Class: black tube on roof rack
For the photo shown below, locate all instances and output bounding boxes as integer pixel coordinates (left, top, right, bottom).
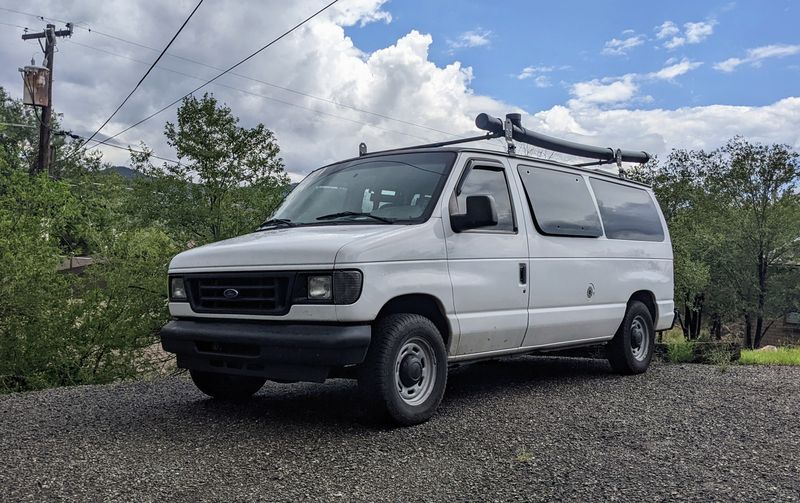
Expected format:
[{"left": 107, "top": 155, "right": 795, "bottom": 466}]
[{"left": 475, "top": 113, "right": 650, "bottom": 164}]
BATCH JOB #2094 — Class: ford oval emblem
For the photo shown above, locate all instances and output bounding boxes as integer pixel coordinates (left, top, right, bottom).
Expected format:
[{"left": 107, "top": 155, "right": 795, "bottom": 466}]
[{"left": 223, "top": 288, "right": 239, "bottom": 299}]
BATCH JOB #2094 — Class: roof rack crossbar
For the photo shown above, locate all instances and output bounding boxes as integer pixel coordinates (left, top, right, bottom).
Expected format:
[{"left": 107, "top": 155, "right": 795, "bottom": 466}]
[
  {"left": 359, "top": 132, "right": 502, "bottom": 157},
  {"left": 475, "top": 113, "right": 650, "bottom": 164}
]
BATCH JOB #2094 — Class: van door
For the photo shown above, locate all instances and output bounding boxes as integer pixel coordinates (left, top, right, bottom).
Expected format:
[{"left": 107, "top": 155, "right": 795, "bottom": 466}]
[
  {"left": 444, "top": 157, "right": 529, "bottom": 355},
  {"left": 515, "top": 163, "right": 625, "bottom": 347}
]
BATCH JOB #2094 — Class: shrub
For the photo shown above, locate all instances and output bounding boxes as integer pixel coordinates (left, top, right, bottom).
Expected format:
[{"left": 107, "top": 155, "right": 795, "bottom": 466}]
[
  {"left": 0, "top": 168, "right": 178, "bottom": 392},
  {"left": 666, "top": 336, "right": 695, "bottom": 363}
]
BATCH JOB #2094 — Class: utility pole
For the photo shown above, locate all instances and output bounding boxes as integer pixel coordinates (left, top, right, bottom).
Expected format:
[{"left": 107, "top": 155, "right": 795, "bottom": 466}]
[{"left": 21, "top": 23, "right": 73, "bottom": 175}]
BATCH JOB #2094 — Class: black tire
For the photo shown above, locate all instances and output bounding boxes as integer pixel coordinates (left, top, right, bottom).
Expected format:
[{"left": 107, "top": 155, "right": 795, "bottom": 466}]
[
  {"left": 357, "top": 314, "right": 448, "bottom": 426},
  {"left": 607, "top": 301, "right": 655, "bottom": 375},
  {"left": 189, "top": 370, "right": 267, "bottom": 401}
]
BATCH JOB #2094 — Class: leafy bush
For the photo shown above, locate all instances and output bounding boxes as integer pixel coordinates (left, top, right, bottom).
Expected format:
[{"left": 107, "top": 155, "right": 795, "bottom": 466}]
[
  {"left": 0, "top": 166, "right": 177, "bottom": 392},
  {"left": 666, "top": 336, "right": 696, "bottom": 363}
]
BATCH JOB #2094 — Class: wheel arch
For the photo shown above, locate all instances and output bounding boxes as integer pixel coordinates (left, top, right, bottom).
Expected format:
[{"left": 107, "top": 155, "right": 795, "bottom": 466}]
[
  {"left": 628, "top": 290, "right": 657, "bottom": 323},
  {"left": 376, "top": 294, "right": 452, "bottom": 351}
]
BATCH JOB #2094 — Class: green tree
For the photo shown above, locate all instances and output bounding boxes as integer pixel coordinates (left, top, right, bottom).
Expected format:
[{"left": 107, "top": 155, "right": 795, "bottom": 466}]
[
  {"left": 706, "top": 138, "right": 800, "bottom": 347},
  {"left": 642, "top": 139, "right": 800, "bottom": 346},
  {"left": 131, "top": 93, "right": 289, "bottom": 244}
]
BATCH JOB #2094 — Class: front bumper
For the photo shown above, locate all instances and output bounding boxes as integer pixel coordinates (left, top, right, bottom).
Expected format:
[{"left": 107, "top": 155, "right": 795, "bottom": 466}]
[{"left": 160, "top": 319, "right": 371, "bottom": 382}]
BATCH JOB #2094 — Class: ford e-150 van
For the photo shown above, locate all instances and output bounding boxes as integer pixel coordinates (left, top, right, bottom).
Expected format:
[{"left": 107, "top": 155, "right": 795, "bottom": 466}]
[{"left": 161, "top": 113, "right": 674, "bottom": 425}]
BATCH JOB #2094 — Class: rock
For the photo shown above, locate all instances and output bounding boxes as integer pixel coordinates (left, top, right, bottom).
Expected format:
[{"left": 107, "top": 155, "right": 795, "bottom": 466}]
[{"left": 757, "top": 345, "right": 778, "bottom": 352}]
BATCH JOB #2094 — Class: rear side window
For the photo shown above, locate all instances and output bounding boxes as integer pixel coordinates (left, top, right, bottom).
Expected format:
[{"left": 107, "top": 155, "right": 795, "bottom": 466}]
[
  {"left": 589, "top": 178, "right": 665, "bottom": 241},
  {"left": 517, "top": 166, "right": 602, "bottom": 237}
]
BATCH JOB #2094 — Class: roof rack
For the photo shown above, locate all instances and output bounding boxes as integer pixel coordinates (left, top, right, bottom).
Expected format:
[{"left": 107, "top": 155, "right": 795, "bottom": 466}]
[{"left": 359, "top": 113, "right": 651, "bottom": 175}]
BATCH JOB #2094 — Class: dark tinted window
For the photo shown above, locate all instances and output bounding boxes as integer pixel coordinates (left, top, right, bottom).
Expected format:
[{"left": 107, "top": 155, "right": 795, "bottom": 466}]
[
  {"left": 457, "top": 166, "right": 515, "bottom": 232},
  {"left": 589, "top": 178, "right": 665, "bottom": 241},
  {"left": 517, "top": 166, "right": 602, "bottom": 237}
]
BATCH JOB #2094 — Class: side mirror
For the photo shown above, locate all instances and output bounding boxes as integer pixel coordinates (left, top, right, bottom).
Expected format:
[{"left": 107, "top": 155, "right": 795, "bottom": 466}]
[{"left": 450, "top": 195, "right": 498, "bottom": 232}]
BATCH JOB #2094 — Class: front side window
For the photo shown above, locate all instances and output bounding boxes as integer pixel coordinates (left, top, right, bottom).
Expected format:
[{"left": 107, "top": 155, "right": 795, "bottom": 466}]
[
  {"left": 269, "top": 152, "right": 456, "bottom": 226},
  {"left": 517, "top": 165, "right": 602, "bottom": 237},
  {"left": 456, "top": 166, "right": 515, "bottom": 232},
  {"left": 589, "top": 178, "right": 665, "bottom": 241}
]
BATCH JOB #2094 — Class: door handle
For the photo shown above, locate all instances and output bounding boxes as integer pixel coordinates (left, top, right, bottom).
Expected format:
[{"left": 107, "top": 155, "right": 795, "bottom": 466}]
[{"left": 519, "top": 263, "right": 527, "bottom": 285}]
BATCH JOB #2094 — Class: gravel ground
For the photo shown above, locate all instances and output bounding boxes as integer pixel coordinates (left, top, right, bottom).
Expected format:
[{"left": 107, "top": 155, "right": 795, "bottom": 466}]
[{"left": 1, "top": 357, "right": 798, "bottom": 502}]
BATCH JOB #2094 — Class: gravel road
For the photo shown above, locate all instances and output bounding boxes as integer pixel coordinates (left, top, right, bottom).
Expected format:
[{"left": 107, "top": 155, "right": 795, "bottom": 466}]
[{"left": 1, "top": 357, "right": 798, "bottom": 502}]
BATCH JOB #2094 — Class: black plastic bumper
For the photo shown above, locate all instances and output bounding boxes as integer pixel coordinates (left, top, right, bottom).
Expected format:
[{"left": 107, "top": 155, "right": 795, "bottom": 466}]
[{"left": 160, "top": 319, "right": 371, "bottom": 382}]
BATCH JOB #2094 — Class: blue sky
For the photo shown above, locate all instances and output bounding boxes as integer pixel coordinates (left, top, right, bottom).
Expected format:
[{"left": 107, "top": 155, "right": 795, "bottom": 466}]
[{"left": 347, "top": 0, "right": 799, "bottom": 111}]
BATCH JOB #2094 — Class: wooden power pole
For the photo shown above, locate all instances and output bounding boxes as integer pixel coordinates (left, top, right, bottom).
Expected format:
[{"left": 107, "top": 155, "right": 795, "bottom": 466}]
[{"left": 22, "top": 23, "right": 73, "bottom": 175}]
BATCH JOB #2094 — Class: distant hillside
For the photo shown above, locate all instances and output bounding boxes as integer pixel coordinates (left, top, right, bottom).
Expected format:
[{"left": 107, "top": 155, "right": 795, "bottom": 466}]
[{"left": 101, "top": 166, "right": 144, "bottom": 180}]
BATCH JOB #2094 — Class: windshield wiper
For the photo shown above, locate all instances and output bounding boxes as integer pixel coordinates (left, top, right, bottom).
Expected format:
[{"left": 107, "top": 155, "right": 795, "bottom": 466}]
[
  {"left": 315, "top": 211, "right": 393, "bottom": 224},
  {"left": 256, "top": 218, "right": 296, "bottom": 230}
]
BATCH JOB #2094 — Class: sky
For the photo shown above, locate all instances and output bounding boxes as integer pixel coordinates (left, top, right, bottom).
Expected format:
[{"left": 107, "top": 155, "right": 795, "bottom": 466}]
[{"left": 0, "top": 0, "right": 798, "bottom": 180}]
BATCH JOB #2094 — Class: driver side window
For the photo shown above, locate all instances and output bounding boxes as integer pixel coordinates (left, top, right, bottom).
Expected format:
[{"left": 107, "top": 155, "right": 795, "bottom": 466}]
[{"left": 457, "top": 166, "right": 515, "bottom": 232}]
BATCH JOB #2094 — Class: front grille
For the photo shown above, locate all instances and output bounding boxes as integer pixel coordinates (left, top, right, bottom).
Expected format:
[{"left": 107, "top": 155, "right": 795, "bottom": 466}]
[{"left": 186, "top": 273, "right": 293, "bottom": 315}]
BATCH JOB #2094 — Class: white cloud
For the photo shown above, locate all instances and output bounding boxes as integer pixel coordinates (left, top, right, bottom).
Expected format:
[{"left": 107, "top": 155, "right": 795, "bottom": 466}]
[
  {"left": 648, "top": 58, "right": 703, "bottom": 80},
  {"left": 529, "top": 97, "right": 800, "bottom": 160},
  {"left": 517, "top": 65, "right": 553, "bottom": 80},
  {"left": 447, "top": 29, "right": 492, "bottom": 50},
  {"left": 684, "top": 21, "right": 715, "bottom": 43},
  {"left": 531, "top": 75, "right": 551, "bottom": 88},
  {"left": 655, "top": 21, "right": 680, "bottom": 40},
  {"left": 602, "top": 35, "right": 645, "bottom": 56},
  {"left": 569, "top": 75, "right": 639, "bottom": 106},
  {"left": 655, "top": 19, "right": 716, "bottom": 49},
  {"left": 570, "top": 59, "right": 702, "bottom": 107},
  {"left": 516, "top": 65, "right": 572, "bottom": 87},
  {"left": 714, "top": 44, "right": 800, "bottom": 72}
]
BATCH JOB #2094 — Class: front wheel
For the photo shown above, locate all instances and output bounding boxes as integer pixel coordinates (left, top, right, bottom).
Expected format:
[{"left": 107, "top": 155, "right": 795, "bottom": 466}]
[
  {"left": 607, "top": 301, "right": 655, "bottom": 374},
  {"left": 189, "top": 370, "right": 267, "bottom": 401},
  {"left": 357, "top": 314, "right": 448, "bottom": 426}
]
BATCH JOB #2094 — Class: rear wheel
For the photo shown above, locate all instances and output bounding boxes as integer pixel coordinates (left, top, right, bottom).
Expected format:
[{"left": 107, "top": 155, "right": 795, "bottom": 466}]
[
  {"left": 189, "top": 370, "right": 267, "bottom": 401},
  {"left": 607, "top": 301, "right": 655, "bottom": 374},
  {"left": 358, "top": 314, "right": 448, "bottom": 426}
]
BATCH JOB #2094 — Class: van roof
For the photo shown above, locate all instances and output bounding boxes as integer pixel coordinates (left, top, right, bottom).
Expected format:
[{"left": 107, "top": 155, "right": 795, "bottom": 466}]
[{"left": 343, "top": 146, "right": 653, "bottom": 189}]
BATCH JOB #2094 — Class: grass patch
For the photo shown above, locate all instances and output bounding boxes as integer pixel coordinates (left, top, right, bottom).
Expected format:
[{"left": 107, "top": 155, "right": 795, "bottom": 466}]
[
  {"left": 705, "top": 346, "right": 732, "bottom": 373},
  {"left": 740, "top": 347, "right": 800, "bottom": 366},
  {"left": 665, "top": 334, "right": 695, "bottom": 363},
  {"left": 515, "top": 450, "right": 534, "bottom": 463}
]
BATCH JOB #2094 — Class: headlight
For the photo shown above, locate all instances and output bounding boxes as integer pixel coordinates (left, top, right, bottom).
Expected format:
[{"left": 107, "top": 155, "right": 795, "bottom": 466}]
[
  {"left": 308, "top": 275, "right": 332, "bottom": 300},
  {"left": 296, "top": 271, "right": 363, "bottom": 304},
  {"left": 170, "top": 277, "right": 187, "bottom": 301}
]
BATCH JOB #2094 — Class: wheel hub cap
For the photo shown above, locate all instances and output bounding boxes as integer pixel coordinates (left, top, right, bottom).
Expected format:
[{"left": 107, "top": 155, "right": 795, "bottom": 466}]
[
  {"left": 630, "top": 315, "right": 650, "bottom": 361},
  {"left": 399, "top": 355, "right": 423, "bottom": 387},
  {"left": 394, "top": 337, "right": 437, "bottom": 406},
  {"left": 631, "top": 326, "right": 644, "bottom": 349}
]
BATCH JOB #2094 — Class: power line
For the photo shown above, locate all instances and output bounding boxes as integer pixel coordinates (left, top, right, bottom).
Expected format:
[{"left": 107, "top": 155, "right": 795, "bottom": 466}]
[
  {"left": 78, "top": 0, "right": 204, "bottom": 149},
  {"left": 79, "top": 17, "right": 456, "bottom": 138},
  {"left": 86, "top": 138, "right": 181, "bottom": 165},
  {"left": 2, "top": 6, "right": 499, "bottom": 146},
  {"left": 64, "top": 39, "right": 432, "bottom": 143},
  {"left": 56, "top": 130, "right": 182, "bottom": 165},
  {"left": 87, "top": 0, "right": 340, "bottom": 152},
  {"left": 0, "top": 122, "right": 37, "bottom": 128},
  {"left": 3, "top": 5, "right": 506, "bottom": 153},
  {"left": 0, "top": 20, "right": 29, "bottom": 30}
]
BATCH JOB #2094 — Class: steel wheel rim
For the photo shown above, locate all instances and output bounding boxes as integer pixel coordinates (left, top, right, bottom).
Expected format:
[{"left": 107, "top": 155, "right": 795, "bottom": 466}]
[
  {"left": 394, "top": 336, "right": 436, "bottom": 406},
  {"left": 630, "top": 315, "right": 650, "bottom": 361}
]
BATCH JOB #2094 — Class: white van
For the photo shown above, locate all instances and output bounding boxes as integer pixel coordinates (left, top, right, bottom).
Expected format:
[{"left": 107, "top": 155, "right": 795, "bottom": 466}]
[{"left": 161, "top": 113, "right": 674, "bottom": 425}]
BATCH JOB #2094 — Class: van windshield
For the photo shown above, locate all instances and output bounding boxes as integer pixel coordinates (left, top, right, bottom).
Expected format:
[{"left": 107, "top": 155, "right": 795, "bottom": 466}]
[{"left": 265, "top": 152, "right": 456, "bottom": 227}]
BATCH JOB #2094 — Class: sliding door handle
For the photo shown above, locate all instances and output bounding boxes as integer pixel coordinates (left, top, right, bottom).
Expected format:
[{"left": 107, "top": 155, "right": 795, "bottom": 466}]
[{"left": 519, "top": 263, "right": 527, "bottom": 285}]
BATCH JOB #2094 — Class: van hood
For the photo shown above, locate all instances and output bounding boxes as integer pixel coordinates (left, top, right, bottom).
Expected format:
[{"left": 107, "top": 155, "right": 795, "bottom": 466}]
[{"left": 169, "top": 225, "right": 403, "bottom": 271}]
